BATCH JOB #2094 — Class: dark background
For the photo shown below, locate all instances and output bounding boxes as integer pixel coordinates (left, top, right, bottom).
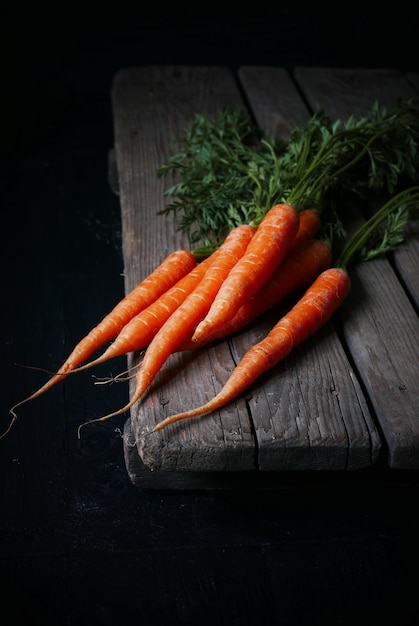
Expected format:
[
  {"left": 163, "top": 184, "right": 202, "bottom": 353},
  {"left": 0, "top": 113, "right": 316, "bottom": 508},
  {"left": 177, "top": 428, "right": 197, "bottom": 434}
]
[
  {"left": 2, "top": 6, "right": 419, "bottom": 626},
  {"left": 4, "top": 5, "right": 419, "bottom": 161}
]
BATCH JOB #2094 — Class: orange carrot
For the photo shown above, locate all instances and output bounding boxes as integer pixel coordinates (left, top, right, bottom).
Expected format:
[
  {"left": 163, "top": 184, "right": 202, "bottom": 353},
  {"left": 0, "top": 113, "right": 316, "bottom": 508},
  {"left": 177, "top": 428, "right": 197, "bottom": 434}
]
[
  {"left": 288, "top": 209, "right": 321, "bottom": 251},
  {"left": 164, "top": 186, "right": 419, "bottom": 434},
  {"left": 77, "top": 209, "right": 322, "bottom": 368},
  {"left": 72, "top": 241, "right": 236, "bottom": 371},
  {"left": 151, "top": 267, "right": 351, "bottom": 433},
  {"left": 76, "top": 224, "right": 256, "bottom": 433},
  {"left": 180, "top": 238, "right": 332, "bottom": 350},
  {"left": 90, "top": 209, "right": 321, "bottom": 367},
  {"left": 191, "top": 203, "right": 299, "bottom": 344},
  {"left": 8, "top": 249, "right": 197, "bottom": 418}
]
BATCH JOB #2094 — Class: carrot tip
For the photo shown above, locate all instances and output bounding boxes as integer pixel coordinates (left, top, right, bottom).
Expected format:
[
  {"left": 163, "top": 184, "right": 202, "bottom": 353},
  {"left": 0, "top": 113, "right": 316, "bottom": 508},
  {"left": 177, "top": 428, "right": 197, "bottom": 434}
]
[
  {"left": 77, "top": 403, "right": 135, "bottom": 439},
  {"left": 0, "top": 415, "right": 17, "bottom": 440},
  {"left": 133, "top": 429, "right": 154, "bottom": 444}
]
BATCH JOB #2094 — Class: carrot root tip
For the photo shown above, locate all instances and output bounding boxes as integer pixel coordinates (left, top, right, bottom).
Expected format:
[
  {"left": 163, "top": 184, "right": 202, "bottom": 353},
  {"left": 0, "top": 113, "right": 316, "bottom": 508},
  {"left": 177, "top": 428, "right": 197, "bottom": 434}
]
[{"left": 0, "top": 415, "right": 17, "bottom": 440}]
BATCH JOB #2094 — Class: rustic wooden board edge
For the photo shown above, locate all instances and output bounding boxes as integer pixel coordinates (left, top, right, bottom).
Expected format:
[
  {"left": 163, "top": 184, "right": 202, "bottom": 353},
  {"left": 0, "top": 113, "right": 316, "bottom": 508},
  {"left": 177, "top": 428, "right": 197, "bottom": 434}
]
[
  {"left": 123, "top": 419, "right": 418, "bottom": 490},
  {"left": 107, "top": 148, "right": 120, "bottom": 196},
  {"left": 290, "top": 66, "right": 419, "bottom": 469},
  {"left": 123, "top": 418, "right": 258, "bottom": 489},
  {"left": 340, "top": 260, "right": 419, "bottom": 470}
]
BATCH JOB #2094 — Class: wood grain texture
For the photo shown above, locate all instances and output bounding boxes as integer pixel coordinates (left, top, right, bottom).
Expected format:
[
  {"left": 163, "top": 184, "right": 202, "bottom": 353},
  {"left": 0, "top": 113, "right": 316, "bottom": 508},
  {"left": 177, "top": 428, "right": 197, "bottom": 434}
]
[
  {"left": 111, "top": 65, "right": 418, "bottom": 483},
  {"left": 391, "top": 220, "right": 419, "bottom": 309},
  {"left": 111, "top": 65, "right": 246, "bottom": 291},
  {"left": 294, "top": 66, "right": 416, "bottom": 117},
  {"left": 340, "top": 259, "right": 419, "bottom": 468},
  {"left": 238, "top": 66, "right": 310, "bottom": 139},
  {"left": 236, "top": 67, "right": 382, "bottom": 471},
  {"left": 112, "top": 66, "right": 256, "bottom": 473},
  {"left": 293, "top": 66, "right": 419, "bottom": 468}
]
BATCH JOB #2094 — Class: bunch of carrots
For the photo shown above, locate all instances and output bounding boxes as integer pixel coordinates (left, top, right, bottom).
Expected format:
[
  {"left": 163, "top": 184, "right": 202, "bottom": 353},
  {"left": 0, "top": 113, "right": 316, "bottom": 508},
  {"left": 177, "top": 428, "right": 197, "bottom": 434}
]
[{"left": 3, "top": 101, "right": 419, "bottom": 440}]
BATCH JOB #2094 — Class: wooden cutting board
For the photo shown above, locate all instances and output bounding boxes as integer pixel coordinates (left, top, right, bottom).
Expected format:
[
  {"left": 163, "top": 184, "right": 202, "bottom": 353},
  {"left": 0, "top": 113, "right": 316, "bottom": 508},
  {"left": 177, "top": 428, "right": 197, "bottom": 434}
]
[{"left": 110, "top": 66, "right": 419, "bottom": 487}]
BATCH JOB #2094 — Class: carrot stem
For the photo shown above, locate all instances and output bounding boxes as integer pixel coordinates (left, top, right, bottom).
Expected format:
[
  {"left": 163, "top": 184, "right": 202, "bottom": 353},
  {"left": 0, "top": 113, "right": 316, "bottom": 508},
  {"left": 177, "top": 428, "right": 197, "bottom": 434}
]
[{"left": 337, "top": 186, "right": 419, "bottom": 269}]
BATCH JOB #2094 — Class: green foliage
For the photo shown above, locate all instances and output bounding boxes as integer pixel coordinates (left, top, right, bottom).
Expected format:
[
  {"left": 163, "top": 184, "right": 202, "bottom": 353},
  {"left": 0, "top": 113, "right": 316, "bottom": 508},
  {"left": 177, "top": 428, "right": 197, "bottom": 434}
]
[
  {"left": 337, "top": 187, "right": 419, "bottom": 268},
  {"left": 157, "top": 108, "right": 286, "bottom": 246},
  {"left": 158, "top": 100, "right": 419, "bottom": 250}
]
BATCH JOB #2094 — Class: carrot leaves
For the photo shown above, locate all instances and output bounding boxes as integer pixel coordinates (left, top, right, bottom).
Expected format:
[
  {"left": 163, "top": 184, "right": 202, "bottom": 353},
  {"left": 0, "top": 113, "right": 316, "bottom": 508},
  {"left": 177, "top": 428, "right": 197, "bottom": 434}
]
[
  {"left": 157, "top": 108, "right": 285, "bottom": 246},
  {"left": 336, "top": 186, "right": 419, "bottom": 268},
  {"left": 158, "top": 99, "right": 419, "bottom": 249}
]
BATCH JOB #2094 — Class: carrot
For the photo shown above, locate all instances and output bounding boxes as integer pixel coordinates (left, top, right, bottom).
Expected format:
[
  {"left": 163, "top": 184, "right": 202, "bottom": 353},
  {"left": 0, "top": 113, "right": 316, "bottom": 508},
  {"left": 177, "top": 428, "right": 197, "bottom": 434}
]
[
  {"left": 74, "top": 209, "right": 322, "bottom": 368},
  {"left": 84, "top": 208, "right": 321, "bottom": 368},
  {"left": 191, "top": 203, "right": 299, "bottom": 343},
  {"left": 151, "top": 267, "right": 351, "bottom": 433},
  {"left": 76, "top": 224, "right": 256, "bottom": 433},
  {"left": 72, "top": 241, "right": 234, "bottom": 372},
  {"left": 287, "top": 209, "right": 321, "bottom": 251},
  {"left": 180, "top": 238, "right": 332, "bottom": 350},
  {"left": 150, "top": 184, "right": 419, "bottom": 434},
  {"left": 8, "top": 249, "right": 197, "bottom": 419}
]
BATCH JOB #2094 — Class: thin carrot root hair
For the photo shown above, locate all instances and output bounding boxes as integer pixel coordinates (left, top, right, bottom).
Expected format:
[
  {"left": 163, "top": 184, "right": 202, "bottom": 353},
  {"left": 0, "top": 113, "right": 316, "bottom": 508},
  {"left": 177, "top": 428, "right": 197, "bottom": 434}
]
[
  {"left": 13, "top": 363, "right": 70, "bottom": 377},
  {"left": 150, "top": 267, "right": 351, "bottom": 434},
  {"left": 0, "top": 417, "right": 17, "bottom": 440},
  {"left": 92, "top": 363, "right": 140, "bottom": 385}
]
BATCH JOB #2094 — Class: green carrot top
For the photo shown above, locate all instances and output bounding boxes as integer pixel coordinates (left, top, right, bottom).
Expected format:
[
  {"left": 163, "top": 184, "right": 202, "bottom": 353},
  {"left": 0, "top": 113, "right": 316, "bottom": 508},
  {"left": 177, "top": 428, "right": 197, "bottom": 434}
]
[
  {"left": 336, "top": 186, "right": 419, "bottom": 270},
  {"left": 158, "top": 100, "right": 419, "bottom": 248}
]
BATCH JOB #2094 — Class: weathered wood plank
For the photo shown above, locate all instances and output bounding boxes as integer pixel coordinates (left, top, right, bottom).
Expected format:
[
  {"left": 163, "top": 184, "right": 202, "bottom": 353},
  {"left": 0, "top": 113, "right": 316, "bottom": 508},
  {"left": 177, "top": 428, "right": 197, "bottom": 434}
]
[
  {"left": 240, "top": 66, "right": 419, "bottom": 307},
  {"left": 294, "top": 67, "right": 415, "bottom": 116},
  {"left": 293, "top": 66, "right": 419, "bottom": 311},
  {"left": 112, "top": 65, "right": 383, "bottom": 479},
  {"left": 391, "top": 220, "right": 419, "bottom": 310},
  {"left": 238, "top": 67, "right": 381, "bottom": 471},
  {"left": 237, "top": 66, "right": 309, "bottom": 139},
  {"left": 111, "top": 66, "right": 243, "bottom": 291},
  {"left": 403, "top": 71, "right": 419, "bottom": 312},
  {"left": 230, "top": 307, "right": 379, "bottom": 471},
  {"left": 123, "top": 418, "right": 259, "bottom": 490},
  {"left": 122, "top": 418, "right": 399, "bottom": 490},
  {"left": 111, "top": 66, "right": 257, "bottom": 473},
  {"left": 292, "top": 67, "right": 419, "bottom": 468},
  {"left": 342, "top": 259, "right": 419, "bottom": 468}
]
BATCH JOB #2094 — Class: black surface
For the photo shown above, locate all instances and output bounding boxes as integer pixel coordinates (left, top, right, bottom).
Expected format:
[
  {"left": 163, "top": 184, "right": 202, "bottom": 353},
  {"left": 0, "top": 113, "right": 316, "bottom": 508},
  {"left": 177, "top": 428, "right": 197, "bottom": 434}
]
[{"left": 2, "top": 10, "right": 419, "bottom": 626}]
